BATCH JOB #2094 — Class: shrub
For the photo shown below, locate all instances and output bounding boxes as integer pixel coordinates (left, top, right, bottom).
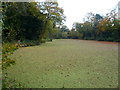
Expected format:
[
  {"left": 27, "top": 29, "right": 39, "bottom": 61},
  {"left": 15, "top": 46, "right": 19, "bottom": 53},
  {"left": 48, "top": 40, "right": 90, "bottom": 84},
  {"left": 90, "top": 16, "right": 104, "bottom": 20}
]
[{"left": 2, "top": 43, "right": 18, "bottom": 69}]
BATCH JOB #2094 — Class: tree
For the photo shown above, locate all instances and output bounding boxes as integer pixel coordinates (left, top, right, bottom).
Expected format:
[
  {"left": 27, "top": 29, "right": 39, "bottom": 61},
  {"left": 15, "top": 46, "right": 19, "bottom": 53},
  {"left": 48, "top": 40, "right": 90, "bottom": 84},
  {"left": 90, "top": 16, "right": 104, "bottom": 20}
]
[
  {"left": 38, "top": 1, "right": 66, "bottom": 40},
  {"left": 71, "top": 9, "right": 119, "bottom": 41},
  {"left": 53, "top": 25, "right": 69, "bottom": 39},
  {"left": 38, "top": 1, "right": 66, "bottom": 26},
  {"left": 2, "top": 2, "right": 49, "bottom": 42},
  {"left": 97, "top": 8, "right": 120, "bottom": 41}
]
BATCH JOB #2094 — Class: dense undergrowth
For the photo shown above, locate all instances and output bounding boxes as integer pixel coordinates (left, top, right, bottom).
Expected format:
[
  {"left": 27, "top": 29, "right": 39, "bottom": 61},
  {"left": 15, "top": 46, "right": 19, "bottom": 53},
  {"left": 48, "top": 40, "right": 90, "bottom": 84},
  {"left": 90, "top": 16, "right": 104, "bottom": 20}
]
[
  {"left": 2, "top": 43, "right": 18, "bottom": 70},
  {"left": 2, "top": 42, "right": 19, "bottom": 88}
]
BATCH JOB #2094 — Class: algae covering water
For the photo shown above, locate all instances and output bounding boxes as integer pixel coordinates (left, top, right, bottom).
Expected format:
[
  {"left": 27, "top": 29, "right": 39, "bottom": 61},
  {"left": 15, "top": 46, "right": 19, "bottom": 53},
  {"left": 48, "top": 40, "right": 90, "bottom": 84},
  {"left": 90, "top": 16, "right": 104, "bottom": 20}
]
[{"left": 3, "top": 39, "right": 118, "bottom": 88}]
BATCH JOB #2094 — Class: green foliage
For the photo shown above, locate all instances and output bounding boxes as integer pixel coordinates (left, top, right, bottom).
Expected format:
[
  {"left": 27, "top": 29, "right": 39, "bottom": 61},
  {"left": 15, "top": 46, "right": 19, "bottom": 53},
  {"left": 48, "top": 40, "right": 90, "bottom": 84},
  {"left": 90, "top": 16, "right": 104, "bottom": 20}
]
[
  {"left": 2, "top": 2, "right": 45, "bottom": 42},
  {"left": 2, "top": 2, "right": 66, "bottom": 43},
  {"left": 2, "top": 78, "right": 23, "bottom": 88},
  {"left": 38, "top": 1, "right": 66, "bottom": 41},
  {"left": 2, "top": 43, "right": 18, "bottom": 69},
  {"left": 53, "top": 25, "right": 70, "bottom": 39},
  {"left": 70, "top": 9, "right": 120, "bottom": 42},
  {"left": 39, "top": 1, "right": 66, "bottom": 26},
  {"left": 2, "top": 42, "right": 21, "bottom": 88}
]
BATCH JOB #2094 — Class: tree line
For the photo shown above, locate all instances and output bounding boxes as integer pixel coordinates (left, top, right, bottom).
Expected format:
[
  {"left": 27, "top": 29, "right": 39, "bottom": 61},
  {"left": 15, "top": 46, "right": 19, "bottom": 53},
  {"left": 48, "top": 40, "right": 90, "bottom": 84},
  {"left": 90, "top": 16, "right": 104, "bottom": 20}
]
[
  {"left": 2, "top": 1, "right": 120, "bottom": 43},
  {"left": 56, "top": 8, "right": 120, "bottom": 42}
]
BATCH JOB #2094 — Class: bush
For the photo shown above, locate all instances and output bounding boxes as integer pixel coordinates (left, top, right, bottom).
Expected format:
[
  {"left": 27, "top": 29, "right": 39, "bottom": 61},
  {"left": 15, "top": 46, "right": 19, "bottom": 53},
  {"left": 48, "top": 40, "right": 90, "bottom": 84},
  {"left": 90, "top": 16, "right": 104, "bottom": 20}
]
[
  {"left": 15, "top": 40, "right": 41, "bottom": 47},
  {"left": 2, "top": 43, "right": 18, "bottom": 69}
]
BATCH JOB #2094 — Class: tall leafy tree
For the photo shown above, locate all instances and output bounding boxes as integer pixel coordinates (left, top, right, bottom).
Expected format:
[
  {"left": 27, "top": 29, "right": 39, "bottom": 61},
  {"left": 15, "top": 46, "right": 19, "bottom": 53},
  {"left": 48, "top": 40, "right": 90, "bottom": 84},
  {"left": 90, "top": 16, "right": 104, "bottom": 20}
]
[
  {"left": 38, "top": 0, "right": 66, "bottom": 26},
  {"left": 2, "top": 2, "right": 48, "bottom": 42},
  {"left": 71, "top": 9, "right": 119, "bottom": 41},
  {"left": 38, "top": 1, "right": 66, "bottom": 40}
]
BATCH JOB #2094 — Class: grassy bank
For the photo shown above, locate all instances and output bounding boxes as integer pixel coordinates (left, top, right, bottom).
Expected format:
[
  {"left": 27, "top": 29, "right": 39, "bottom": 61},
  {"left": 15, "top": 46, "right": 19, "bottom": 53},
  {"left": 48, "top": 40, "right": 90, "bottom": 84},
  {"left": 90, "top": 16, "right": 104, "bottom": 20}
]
[{"left": 3, "top": 39, "right": 118, "bottom": 88}]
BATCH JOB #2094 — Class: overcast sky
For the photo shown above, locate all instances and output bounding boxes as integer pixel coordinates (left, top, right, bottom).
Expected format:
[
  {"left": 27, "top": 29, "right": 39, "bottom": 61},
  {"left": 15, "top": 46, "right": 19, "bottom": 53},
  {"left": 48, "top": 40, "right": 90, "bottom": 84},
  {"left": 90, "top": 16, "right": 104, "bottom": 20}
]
[{"left": 37, "top": 0, "right": 119, "bottom": 29}]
